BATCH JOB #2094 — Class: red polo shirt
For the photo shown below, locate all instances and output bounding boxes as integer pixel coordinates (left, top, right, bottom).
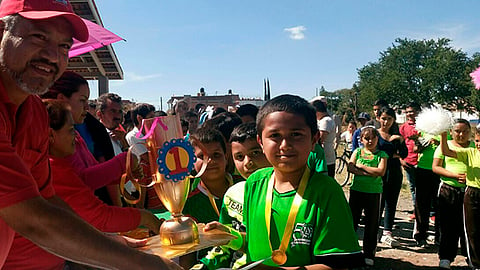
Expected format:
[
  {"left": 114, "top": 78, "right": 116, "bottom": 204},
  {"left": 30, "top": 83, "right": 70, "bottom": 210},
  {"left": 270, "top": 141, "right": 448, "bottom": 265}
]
[
  {"left": 0, "top": 80, "right": 54, "bottom": 267},
  {"left": 3, "top": 157, "right": 141, "bottom": 270},
  {"left": 400, "top": 119, "right": 419, "bottom": 166}
]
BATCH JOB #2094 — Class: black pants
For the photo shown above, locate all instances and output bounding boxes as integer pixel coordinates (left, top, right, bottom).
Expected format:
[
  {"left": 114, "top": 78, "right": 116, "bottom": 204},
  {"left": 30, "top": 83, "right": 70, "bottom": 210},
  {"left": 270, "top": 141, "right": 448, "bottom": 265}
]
[
  {"left": 437, "top": 183, "right": 466, "bottom": 261},
  {"left": 414, "top": 167, "right": 440, "bottom": 241},
  {"left": 327, "top": 164, "right": 335, "bottom": 178},
  {"left": 380, "top": 164, "right": 403, "bottom": 232},
  {"left": 465, "top": 186, "right": 480, "bottom": 268},
  {"left": 349, "top": 190, "right": 381, "bottom": 259}
]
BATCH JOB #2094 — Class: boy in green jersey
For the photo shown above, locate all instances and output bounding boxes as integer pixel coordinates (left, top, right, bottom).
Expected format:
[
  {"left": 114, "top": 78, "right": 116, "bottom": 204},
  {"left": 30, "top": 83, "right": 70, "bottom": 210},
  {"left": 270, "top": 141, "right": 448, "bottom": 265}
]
[
  {"left": 205, "top": 95, "right": 363, "bottom": 269},
  {"left": 195, "top": 122, "right": 271, "bottom": 270},
  {"left": 182, "top": 127, "right": 241, "bottom": 269}
]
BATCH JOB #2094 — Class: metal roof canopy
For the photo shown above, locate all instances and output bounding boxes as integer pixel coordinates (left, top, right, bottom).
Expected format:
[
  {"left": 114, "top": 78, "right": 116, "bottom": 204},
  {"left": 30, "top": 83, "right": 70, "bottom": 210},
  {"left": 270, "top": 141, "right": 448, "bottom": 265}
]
[{"left": 69, "top": 0, "right": 123, "bottom": 96}]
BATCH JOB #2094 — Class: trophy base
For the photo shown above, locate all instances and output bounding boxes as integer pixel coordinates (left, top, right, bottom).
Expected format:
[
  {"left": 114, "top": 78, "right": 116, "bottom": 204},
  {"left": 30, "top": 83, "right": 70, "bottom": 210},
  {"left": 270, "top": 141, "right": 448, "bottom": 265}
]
[{"left": 159, "top": 215, "right": 200, "bottom": 246}]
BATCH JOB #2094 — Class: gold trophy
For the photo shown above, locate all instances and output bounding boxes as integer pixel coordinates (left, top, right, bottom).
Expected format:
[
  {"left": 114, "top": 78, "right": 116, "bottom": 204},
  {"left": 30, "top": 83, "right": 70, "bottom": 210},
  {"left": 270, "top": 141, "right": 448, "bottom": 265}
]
[{"left": 140, "top": 115, "right": 201, "bottom": 246}]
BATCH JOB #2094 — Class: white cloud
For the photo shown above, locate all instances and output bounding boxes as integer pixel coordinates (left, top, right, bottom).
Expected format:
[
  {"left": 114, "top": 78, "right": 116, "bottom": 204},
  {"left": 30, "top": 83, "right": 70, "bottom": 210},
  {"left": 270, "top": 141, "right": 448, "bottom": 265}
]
[
  {"left": 128, "top": 72, "right": 163, "bottom": 82},
  {"left": 284, "top": 25, "right": 306, "bottom": 40},
  {"left": 402, "top": 23, "right": 480, "bottom": 52}
]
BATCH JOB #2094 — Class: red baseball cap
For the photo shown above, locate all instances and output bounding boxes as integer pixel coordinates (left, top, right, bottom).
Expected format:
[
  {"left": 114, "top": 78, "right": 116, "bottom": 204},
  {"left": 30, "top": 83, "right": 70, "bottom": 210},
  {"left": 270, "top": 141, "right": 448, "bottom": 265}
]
[{"left": 0, "top": 0, "right": 89, "bottom": 42}]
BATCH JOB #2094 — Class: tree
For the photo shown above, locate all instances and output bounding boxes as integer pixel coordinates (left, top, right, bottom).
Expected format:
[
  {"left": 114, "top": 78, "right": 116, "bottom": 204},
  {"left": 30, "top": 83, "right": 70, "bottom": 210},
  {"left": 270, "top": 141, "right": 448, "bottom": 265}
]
[{"left": 357, "top": 38, "right": 476, "bottom": 112}]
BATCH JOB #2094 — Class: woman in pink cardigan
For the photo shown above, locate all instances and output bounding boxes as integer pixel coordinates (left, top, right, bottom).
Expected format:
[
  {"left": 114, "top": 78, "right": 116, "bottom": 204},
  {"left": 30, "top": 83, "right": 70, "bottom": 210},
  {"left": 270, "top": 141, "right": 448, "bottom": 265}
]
[
  {"left": 41, "top": 71, "right": 132, "bottom": 205},
  {"left": 3, "top": 100, "right": 162, "bottom": 270}
]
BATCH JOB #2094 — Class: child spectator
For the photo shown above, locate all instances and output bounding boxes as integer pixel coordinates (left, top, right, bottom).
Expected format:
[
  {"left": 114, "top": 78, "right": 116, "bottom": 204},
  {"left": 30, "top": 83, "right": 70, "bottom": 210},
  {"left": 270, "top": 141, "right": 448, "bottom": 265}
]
[
  {"left": 348, "top": 126, "right": 388, "bottom": 266},
  {"left": 181, "top": 127, "right": 242, "bottom": 268},
  {"left": 352, "top": 112, "right": 371, "bottom": 151},
  {"left": 236, "top": 104, "right": 259, "bottom": 123},
  {"left": 206, "top": 94, "right": 363, "bottom": 268},
  {"left": 203, "top": 112, "right": 243, "bottom": 174},
  {"left": 341, "top": 120, "right": 357, "bottom": 151},
  {"left": 440, "top": 125, "right": 480, "bottom": 269},
  {"left": 184, "top": 110, "right": 199, "bottom": 134}
]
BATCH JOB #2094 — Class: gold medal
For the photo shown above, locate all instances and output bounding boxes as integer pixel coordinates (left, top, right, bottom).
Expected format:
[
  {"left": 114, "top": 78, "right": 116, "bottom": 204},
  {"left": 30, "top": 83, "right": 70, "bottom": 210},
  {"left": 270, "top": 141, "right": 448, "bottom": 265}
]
[
  {"left": 271, "top": 249, "right": 287, "bottom": 265},
  {"left": 265, "top": 167, "right": 311, "bottom": 267}
]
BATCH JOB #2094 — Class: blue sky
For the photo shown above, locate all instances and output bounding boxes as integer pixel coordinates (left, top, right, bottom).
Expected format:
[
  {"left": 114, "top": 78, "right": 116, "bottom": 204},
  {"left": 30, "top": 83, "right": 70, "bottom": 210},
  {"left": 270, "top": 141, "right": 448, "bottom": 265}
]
[{"left": 87, "top": 0, "right": 480, "bottom": 111}]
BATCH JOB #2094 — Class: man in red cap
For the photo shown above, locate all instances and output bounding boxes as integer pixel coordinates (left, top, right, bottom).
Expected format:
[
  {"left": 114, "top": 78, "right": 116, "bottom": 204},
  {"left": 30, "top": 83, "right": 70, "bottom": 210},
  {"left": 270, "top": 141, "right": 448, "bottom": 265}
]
[{"left": 0, "top": 0, "right": 181, "bottom": 269}]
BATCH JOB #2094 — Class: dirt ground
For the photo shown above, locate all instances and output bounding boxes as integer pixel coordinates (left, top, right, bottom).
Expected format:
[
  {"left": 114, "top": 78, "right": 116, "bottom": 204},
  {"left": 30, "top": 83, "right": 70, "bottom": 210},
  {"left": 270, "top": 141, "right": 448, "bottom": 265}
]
[{"left": 340, "top": 176, "right": 470, "bottom": 270}]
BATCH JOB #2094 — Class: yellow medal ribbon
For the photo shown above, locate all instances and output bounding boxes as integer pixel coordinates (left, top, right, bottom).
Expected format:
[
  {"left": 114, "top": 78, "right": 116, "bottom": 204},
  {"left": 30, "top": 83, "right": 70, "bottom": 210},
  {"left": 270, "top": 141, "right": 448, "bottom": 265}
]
[
  {"left": 201, "top": 174, "right": 234, "bottom": 217},
  {"left": 265, "top": 167, "right": 311, "bottom": 265}
]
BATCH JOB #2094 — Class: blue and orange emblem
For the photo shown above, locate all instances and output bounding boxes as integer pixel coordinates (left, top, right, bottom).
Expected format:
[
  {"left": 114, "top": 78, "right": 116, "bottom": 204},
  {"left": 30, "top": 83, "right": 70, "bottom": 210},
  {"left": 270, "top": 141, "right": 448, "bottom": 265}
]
[{"left": 157, "top": 138, "right": 196, "bottom": 182}]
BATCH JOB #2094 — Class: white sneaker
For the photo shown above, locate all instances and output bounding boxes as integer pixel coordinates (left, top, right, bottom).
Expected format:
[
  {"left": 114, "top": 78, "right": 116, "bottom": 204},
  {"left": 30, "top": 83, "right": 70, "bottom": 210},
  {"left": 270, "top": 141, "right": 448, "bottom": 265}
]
[
  {"left": 439, "top": 259, "right": 451, "bottom": 269},
  {"left": 380, "top": 234, "right": 400, "bottom": 248},
  {"left": 365, "top": 258, "right": 374, "bottom": 266}
]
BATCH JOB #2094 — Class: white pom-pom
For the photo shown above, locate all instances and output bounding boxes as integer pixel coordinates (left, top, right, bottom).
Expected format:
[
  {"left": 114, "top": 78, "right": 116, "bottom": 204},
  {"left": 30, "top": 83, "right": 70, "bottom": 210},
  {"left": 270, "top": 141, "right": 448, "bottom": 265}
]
[{"left": 415, "top": 107, "right": 454, "bottom": 135}]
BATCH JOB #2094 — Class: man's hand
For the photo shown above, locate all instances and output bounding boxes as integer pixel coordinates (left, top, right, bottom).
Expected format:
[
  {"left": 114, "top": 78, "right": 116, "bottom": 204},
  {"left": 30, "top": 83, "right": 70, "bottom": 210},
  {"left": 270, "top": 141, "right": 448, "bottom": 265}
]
[
  {"left": 110, "top": 129, "right": 129, "bottom": 150},
  {"left": 107, "top": 233, "right": 148, "bottom": 247},
  {"left": 110, "top": 129, "right": 126, "bottom": 142}
]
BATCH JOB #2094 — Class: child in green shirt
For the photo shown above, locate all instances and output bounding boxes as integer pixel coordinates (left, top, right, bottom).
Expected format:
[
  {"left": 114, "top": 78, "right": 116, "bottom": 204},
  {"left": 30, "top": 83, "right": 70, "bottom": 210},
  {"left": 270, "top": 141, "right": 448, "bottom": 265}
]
[
  {"left": 205, "top": 95, "right": 363, "bottom": 269},
  {"left": 347, "top": 126, "right": 388, "bottom": 266},
  {"left": 195, "top": 122, "right": 271, "bottom": 270},
  {"left": 441, "top": 125, "right": 480, "bottom": 269},
  {"left": 432, "top": 119, "right": 471, "bottom": 269}
]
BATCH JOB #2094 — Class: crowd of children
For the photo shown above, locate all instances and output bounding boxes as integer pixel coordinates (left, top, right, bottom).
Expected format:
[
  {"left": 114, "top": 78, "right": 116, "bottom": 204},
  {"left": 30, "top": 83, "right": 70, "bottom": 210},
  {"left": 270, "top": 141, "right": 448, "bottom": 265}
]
[{"left": 35, "top": 69, "right": 480, "bottom": 270}]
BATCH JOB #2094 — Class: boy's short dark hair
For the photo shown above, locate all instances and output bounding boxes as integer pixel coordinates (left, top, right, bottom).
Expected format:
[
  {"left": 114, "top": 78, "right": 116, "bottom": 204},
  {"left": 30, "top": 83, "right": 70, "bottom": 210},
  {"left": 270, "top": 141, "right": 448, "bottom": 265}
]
[
  {"left": 131, "top": 103, "right": 155, "bottom": 126},
  {"left": 181, "top": 119, "right": 189, "bottom": 129},
  {"left": 203, "top": 112, "right": 242, "bottom": 143},
  {"left": 236, "top": 104, "right": 259, "bottom": 120},
  {"left": 257, "top": 94, "right": 318, "bottom": 138},
  {"left": 406, "top": 102, "right": 420, "bottom": 112},
  {"left": 230, "top": 122, "right": 257, "bottom": 143},
  {"left": 373, "top": 99, "right": 388, "bottom": 107},
  {"left": 311, "top": 99, "right": 328, "bottom": 113},
  {"left": 184, "top": 110, "right": 198, "bottom": 119},
  {"left": 191, "top": 126, "right": 227, "bottom": 154}
]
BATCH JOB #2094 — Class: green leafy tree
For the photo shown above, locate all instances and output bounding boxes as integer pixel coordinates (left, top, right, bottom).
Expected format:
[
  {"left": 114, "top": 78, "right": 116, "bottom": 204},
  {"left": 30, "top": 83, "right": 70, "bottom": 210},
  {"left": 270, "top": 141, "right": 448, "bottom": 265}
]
[{"left": 357, "top": 38, "right": 476, "bottom": 111}]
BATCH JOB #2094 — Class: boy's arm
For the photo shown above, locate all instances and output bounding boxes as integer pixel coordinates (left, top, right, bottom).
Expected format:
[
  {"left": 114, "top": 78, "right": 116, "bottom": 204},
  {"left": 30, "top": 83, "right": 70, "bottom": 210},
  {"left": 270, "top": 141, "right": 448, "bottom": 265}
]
[
  {"left": 432, "top": 158, "right": 466, "bottom": 184},
  {"left": 440, "top": 132, "right": 457, "bottom": 158}
]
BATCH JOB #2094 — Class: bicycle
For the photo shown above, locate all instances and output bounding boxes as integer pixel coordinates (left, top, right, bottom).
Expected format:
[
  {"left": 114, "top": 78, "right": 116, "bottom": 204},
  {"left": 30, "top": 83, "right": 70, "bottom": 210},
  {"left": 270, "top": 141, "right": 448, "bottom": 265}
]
[{"left": 335, "top": 143, "right": 352, "bottom": 187}]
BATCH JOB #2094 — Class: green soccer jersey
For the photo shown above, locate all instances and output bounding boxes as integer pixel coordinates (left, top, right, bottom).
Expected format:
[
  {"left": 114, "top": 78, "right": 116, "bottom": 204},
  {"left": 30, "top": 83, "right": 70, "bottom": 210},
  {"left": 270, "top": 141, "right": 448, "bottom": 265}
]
[
  {"left": 433, "top": 140, "right": 472, "bottom": 188},
  {"left": 183, "top": 184, "right": 223, "bottom": 224},
  {"left": 244, "top": 167, "right": 362, "bottom": 268},
  {"left": 200, "top": 181, "right": 247, "bottom": 269},
  {"left": 307, "top": 143, "right": 328, "bottom": 173},
  {"left": 455, "top": 147, "right": 480, "bottom": 189},
  {"left": 417, "top": 133, "right": 440, "bottom": 170},
  {"left": 350, "top": 148, "right": 388, "bottom": 193}
]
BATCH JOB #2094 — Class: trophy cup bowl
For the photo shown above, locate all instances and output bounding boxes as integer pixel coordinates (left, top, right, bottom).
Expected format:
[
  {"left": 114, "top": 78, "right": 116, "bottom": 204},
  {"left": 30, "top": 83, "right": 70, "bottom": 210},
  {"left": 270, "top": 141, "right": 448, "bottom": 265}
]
[{"left": 153, "top": 175, "right": 199, "bottom": 245}]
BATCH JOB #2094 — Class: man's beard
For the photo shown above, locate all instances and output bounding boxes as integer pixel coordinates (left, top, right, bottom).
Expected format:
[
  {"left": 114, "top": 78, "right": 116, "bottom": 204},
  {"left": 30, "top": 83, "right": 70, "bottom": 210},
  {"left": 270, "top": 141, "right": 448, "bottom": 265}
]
[
  {"left": 0, "top": 53, "right": 57, "bottom": 96},
  {"left": 1, "top": 63, "right": 55, "bottom": 95}
]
